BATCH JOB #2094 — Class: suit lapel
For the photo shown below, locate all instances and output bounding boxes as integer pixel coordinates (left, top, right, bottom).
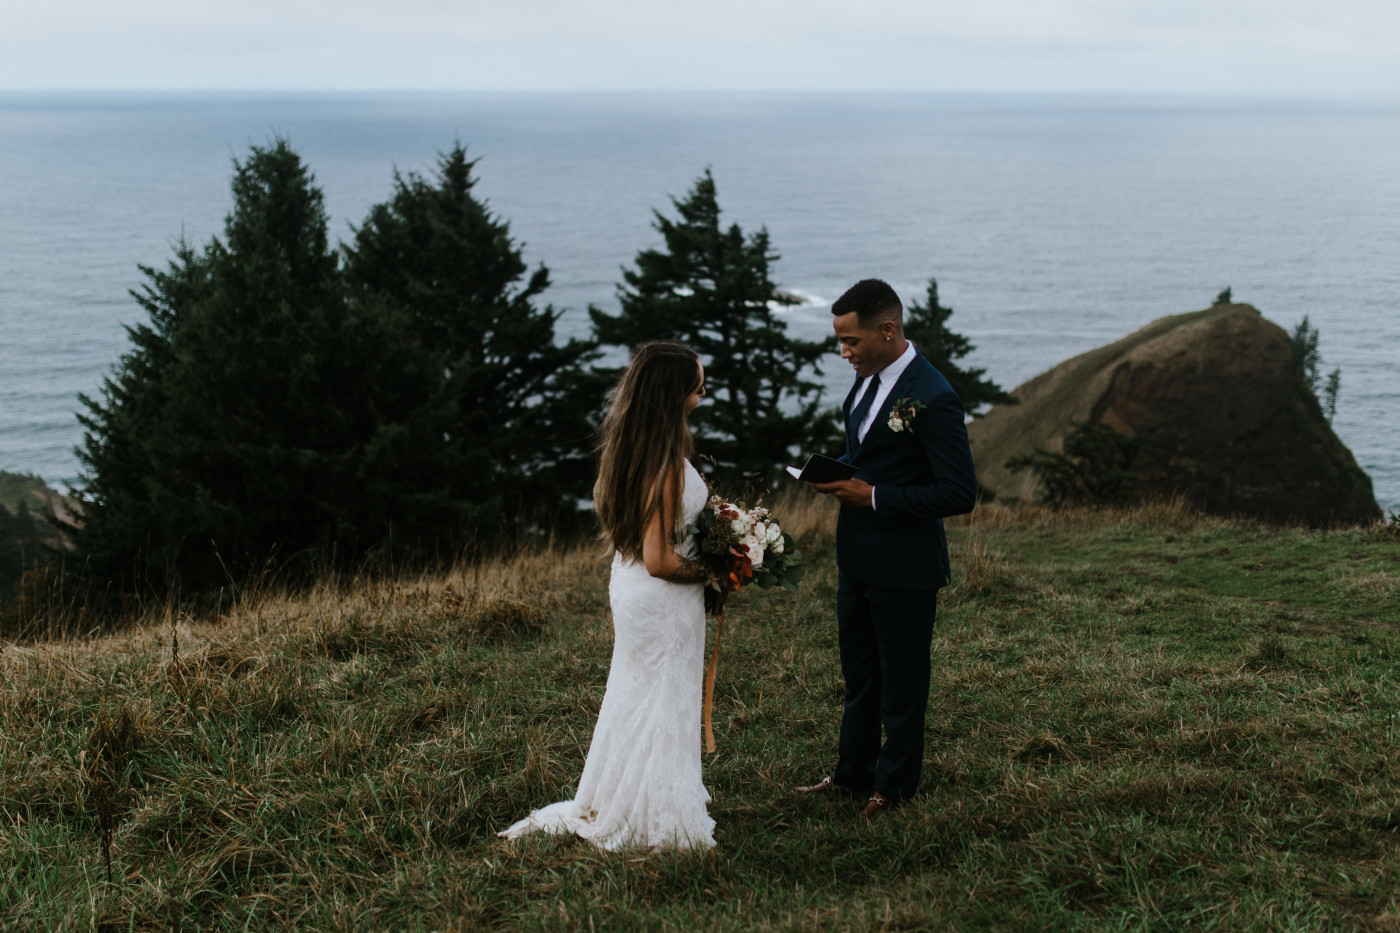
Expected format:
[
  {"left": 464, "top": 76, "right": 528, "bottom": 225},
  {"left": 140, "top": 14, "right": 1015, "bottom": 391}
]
[
  {"left": 853, "top": 352, "right": 926, "bottom": 461},
  {"left": 842, "top": 375, "right": 863, "bottom": 460}
]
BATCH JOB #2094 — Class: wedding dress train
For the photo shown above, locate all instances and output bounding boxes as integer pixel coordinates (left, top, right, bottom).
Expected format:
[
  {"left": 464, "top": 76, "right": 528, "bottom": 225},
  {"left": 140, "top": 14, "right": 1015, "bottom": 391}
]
[{"left": 498, "top": 460, "right": 715, "bottom": 850}]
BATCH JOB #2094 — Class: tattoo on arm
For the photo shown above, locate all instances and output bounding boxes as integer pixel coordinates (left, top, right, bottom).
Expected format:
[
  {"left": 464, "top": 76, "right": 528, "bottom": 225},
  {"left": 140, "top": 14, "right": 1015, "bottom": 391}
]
[{"left": 667, "top": 555, "right": 708, "bottom": 584}]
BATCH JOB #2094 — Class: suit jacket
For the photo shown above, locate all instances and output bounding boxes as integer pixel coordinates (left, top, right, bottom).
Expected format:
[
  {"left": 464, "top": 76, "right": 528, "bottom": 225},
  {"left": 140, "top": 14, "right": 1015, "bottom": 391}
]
[{"left": 836, "top": 349, "right": 977, "bottom": 590}]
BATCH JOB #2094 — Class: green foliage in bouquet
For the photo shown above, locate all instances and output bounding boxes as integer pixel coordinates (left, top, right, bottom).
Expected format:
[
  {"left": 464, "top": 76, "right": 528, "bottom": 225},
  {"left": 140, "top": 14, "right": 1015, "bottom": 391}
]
[{"left": 690, "top": 495, "right": 806, "bottom": 595}]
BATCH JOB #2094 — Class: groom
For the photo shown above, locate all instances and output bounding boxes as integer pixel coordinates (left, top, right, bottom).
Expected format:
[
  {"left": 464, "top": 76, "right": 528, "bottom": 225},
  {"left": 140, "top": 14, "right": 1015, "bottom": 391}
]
[{"left": 803, "top": 278, "right": 977, "bottom": 817}]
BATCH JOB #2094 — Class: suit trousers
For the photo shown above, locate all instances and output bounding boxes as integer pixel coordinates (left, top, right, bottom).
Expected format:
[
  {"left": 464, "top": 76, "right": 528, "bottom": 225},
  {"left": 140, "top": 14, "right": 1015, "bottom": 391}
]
[{"left": 832, "top": 571, "right": 939, "bottom": 804}]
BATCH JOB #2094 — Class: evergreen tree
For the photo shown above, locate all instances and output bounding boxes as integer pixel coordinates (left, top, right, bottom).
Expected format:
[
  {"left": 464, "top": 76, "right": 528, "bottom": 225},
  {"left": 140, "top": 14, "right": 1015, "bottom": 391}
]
[
  {"left": 1322, "top": 369, "right": 1341, "bottom": 424},
  {"left": 1290, "top": 314, "right": 1342, "bottom": 423},
  {"left": 903, "top": 278, "right": 1015, "bottom": 416},
  {"left": 74, "top": 239, "right": 211, "bottom": 585},
  {"left": 75, "top": 139, "right": 447, "bottom": 589},
  {"left": 590, "top": 170, "right": 827, "bottom": 480},
  {"left": 1291, "top": 315, "right": 1322, "bottom": 390},
  {"left": 344, "top": 145, "right": 600, "bottom": 530}
]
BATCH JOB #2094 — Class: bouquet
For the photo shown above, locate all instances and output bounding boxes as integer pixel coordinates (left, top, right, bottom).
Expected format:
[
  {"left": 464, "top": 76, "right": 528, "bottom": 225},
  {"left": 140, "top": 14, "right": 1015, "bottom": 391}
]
[
  {"left": 689, "top": 494, "right": 805, "bottom": 752},
  {"left": 691, "top": 495, "right": 805, "bottom": 606}
]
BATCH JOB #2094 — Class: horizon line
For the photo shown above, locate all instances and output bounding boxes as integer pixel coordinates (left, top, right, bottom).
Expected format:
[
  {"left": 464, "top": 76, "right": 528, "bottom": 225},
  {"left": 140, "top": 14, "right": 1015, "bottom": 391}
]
[{"left": 2, "top": 87, "right": 1398, "bottom": 103}]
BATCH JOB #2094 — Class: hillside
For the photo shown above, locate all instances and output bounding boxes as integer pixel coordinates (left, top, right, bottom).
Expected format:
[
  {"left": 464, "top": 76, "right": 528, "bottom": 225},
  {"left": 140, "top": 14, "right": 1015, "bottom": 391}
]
[
  {"left": 1, "top": 470, "right": 53, "bottom": 514},
  {"left": 2, "top": 495, "right": 1398, "bottom": 930},
  {"left": 969, "top": 304, "right": 1381, "bottom": 526},
  {"left": 0, "top": 471, "right": 73, "bottom": 602}
]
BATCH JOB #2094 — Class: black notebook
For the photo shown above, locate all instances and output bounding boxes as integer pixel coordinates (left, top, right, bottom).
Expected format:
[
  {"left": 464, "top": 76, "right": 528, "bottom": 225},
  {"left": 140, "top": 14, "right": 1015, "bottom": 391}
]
[{"left": 785, "top": 453, "right": 857, "bottom": 484}]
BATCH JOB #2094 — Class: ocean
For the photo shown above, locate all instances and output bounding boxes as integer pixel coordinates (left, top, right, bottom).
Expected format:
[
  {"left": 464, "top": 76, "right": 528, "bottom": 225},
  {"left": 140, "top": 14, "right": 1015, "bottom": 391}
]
[{"left": 1, "top": 92, "right": 1396, "bottom": 511}]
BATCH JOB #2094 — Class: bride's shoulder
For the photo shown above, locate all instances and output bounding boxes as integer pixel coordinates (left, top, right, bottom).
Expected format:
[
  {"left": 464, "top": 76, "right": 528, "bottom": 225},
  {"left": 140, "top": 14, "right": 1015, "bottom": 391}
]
[
  {"left": 682, "top": 459, "right": 708, "bottom": 487},
  {"left": 682, "top": 459, "right": 709, "bottom": 501},
  {"left": 644, "top": 461, "right": 694, "bottom": 505}
]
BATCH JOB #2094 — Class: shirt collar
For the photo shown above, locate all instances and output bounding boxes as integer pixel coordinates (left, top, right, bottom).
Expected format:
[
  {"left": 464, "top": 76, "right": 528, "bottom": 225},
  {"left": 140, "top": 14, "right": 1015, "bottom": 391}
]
[{"left": 873, "top": 340, "right": 917, "bottom": 388}]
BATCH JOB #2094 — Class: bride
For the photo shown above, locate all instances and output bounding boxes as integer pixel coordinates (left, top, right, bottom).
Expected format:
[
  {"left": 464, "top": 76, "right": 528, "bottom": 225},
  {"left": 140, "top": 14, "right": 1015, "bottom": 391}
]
[{"left": 499, "top": 341, "right": 719, "bottom": 851}]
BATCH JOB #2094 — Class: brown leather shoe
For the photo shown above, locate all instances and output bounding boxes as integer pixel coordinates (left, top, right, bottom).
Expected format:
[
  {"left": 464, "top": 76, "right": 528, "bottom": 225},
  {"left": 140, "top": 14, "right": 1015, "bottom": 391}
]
[
  {"left": 860, "top": 791, "right": 892, "bottom": 818},
  {"left": 796, "top": 776, "right": 853, "bottom": 796}
]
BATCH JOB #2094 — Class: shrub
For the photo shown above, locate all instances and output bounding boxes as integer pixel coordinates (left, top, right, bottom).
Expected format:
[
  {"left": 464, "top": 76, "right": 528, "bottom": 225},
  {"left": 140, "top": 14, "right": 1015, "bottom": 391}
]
[{"left": 1006, "top": 421, "right": 1142, "bottom": 506}]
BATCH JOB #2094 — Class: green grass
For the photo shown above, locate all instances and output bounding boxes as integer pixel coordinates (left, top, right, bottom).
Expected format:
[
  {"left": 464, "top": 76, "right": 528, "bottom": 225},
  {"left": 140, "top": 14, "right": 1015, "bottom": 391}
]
[{"left": 2, "top": 500, "right": 1399, "bottom": 931}]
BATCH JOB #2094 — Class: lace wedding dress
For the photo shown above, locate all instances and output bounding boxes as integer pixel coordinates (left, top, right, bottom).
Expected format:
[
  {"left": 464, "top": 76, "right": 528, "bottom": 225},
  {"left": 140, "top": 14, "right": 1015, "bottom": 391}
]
[{"left": 499, "top": 460, "right": 715, "bottom": 851}]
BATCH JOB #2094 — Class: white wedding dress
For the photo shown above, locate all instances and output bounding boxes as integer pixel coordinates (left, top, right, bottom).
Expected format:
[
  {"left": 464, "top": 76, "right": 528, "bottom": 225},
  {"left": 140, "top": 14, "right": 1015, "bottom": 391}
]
[{"left": 499, "top": 460, "right": 715, "bottom": 851}]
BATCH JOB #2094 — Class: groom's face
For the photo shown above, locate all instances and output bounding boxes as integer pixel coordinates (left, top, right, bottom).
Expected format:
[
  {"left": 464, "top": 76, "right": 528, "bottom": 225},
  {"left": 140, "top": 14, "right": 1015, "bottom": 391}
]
[{"left": 832, "top": 311, "right": 897, "bottom": 379}]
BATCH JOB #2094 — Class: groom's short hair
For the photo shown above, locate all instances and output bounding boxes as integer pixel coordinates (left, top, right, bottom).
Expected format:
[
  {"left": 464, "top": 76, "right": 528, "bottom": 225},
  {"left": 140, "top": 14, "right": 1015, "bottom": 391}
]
[{"left": 832, "top": 278, "right": 903, "bottom": 327}]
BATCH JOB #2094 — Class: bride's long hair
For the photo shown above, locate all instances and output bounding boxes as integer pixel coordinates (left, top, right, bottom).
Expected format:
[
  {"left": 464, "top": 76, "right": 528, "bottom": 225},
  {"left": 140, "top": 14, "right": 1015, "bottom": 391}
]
[{"left": 594, "top": 342, "right": 701, "bottom": 561}]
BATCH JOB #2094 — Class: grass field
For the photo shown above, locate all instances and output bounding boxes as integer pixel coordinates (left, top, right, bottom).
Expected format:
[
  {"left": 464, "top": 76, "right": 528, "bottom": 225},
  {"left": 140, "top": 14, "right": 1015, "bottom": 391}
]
[{"left": 2, "top": 493, "right": 1398, "bottom": 931}]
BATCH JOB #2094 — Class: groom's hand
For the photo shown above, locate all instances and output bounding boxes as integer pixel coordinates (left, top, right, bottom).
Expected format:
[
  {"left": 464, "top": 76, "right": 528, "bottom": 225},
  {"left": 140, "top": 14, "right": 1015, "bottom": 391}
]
[{"left": 812, "top": 478, "right": 875, "bottom": 508}]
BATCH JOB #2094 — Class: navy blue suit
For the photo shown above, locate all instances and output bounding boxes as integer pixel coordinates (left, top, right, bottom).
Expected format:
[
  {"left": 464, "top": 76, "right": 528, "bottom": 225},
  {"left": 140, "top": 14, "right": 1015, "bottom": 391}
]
[{"left": 831, "top": 349, "right": 976, "bottom": 803}]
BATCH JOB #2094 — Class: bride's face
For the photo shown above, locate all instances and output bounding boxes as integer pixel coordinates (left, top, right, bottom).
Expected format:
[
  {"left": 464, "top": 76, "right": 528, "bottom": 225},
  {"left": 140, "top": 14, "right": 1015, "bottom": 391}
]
[{"left": 685, "top": 362, "right": 705, "bottom": 415}]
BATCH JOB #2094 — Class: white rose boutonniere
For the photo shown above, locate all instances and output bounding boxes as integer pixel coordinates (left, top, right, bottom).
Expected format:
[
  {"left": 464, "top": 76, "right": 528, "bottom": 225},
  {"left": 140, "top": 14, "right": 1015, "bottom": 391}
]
[{"left": 887, "top": 397, "right": 927, "bottom": 433}]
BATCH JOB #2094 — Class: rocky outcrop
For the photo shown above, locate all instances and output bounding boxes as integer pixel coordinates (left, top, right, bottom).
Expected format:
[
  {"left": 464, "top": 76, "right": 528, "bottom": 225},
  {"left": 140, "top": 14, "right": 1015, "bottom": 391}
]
[{"left": 969, "top": 304, "right": 1381, "bottom": 526}]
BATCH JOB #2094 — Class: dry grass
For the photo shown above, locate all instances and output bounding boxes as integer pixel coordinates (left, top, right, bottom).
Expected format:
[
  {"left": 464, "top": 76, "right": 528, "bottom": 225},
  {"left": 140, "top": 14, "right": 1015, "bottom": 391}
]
[
  {"left": 1, "top": 540, "right": 607, "bottom": 663},
  {"left": 2, "top": 503, "right": 1398, "bottom": 930},
  {"left": 958, "top": 492, "right": 1212, "bottom": 533},
  {"left": 768, "top": 483, "right": 840, "bottom": 548}
]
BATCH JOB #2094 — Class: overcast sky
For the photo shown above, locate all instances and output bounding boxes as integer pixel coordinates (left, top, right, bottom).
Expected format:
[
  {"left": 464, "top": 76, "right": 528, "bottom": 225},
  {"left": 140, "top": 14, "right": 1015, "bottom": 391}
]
[{"left": 3, "top": 0, "right": 1398, "bottom": 97}]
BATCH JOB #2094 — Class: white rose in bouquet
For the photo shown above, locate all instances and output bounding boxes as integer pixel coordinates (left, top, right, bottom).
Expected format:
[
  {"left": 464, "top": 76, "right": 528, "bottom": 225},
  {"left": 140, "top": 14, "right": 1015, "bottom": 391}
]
[{"left": 742, "top": 534, "right": 766, "bottom": 566}]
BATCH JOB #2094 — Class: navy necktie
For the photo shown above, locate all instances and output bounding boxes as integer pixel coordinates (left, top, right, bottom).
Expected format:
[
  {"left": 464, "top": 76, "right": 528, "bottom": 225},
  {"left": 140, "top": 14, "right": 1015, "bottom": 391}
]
[{"left": 847, "top": 376, "right": 879, "bottom": 447}]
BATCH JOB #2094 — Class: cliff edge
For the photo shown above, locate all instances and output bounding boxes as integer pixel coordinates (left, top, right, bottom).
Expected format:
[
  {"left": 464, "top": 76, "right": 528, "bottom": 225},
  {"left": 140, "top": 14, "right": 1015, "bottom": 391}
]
[{"left": 968, "top": 304, "right": 1381, "bottom": 526}]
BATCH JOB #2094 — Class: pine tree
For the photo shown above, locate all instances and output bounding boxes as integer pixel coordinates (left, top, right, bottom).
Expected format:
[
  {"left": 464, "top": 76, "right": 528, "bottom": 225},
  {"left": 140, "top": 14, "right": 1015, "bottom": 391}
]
[
  {"left": 74, "top": 240, "right": 211, "bottom": 585},
  {"left": 590, "top": 170, "right": 827, "bottom": 481},
  {"left": 1290, "top": 315, "right": 1342, "bottom": 424},
  {"left": 1322, "top": 368, "right": 1341, "bottom": 424},
  {"left": 75, "top": 139, "right": 447, "bottom": 589},
  {"left": 344, "top": 145, "right": 601, "bottom": 532},
  {"left": 903, "top": 278, "right": 1015, "bottom": 416},
  {"left": 1291, "top": 315, "right": 1322, "bottom": 390}
]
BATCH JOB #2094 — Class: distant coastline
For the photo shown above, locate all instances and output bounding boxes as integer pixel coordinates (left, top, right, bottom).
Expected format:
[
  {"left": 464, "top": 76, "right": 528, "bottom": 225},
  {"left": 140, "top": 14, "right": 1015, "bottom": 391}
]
[{"left": 1, "top": 92, "right": 1396, "bottom": 510}]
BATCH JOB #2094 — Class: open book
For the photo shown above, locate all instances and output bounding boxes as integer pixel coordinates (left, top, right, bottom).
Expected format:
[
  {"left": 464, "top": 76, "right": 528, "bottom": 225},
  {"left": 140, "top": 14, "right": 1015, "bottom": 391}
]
[{"left": 785, "top": 453, "right": 858, "bottom": 484}]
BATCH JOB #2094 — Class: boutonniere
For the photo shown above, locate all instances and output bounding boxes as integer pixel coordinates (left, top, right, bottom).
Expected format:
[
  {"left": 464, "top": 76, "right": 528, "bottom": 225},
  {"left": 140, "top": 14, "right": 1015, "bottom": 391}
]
[{"left": 887, "top": 397, "right": 926, "bottom": 433}]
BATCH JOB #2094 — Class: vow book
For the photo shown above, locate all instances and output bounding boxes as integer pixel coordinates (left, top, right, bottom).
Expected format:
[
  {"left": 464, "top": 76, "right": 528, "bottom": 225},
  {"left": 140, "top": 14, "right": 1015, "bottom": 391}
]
[{"left": 785, "top": 453, "right": 857, "bottom": 484}]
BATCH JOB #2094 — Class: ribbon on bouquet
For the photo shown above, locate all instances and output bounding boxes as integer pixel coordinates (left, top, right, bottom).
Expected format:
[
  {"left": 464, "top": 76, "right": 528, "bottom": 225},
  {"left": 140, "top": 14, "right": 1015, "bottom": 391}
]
[{"left": 703, "top": 553, "right": 754, "bottom": 754}]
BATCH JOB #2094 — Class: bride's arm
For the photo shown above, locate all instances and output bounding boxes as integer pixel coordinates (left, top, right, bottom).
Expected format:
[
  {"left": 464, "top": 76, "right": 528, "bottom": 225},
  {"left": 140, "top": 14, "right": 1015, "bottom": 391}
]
[{"left": 642, "top": 468, "right": 706, "bottom": 584}]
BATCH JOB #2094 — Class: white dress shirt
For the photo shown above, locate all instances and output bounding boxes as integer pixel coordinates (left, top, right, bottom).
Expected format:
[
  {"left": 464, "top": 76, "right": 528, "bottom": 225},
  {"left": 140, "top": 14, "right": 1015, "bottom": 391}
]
[
  {"left": 849, "top": 341, "right": 917, "bottom": 510},
  {"left": 851, "top": 340, "right": 917, "bottom": 443}
]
